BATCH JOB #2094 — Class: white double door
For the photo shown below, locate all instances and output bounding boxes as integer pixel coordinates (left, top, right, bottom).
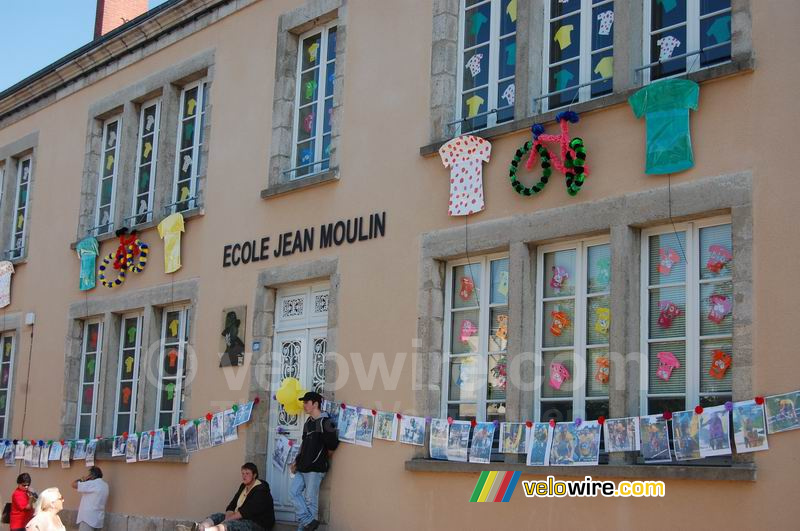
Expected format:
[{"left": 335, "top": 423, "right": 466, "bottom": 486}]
[{"left": 266, "top": 283, "right": 329, "bottom": 523}]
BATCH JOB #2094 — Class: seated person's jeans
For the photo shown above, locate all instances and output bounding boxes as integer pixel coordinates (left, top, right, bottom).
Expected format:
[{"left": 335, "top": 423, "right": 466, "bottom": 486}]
[{"left": 206, "top": 512, "right": 265, "bottom": 531}]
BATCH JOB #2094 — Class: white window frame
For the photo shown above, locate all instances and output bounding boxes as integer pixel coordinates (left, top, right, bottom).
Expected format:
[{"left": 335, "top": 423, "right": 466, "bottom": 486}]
[
  {"left": 442, "top": 252, "right": 509, "bottom": 422},
  {"left": 642, "top": 0, "right": 732, "bottom": 84},
  {"left": 131, "top": 99, "right": 161, "bottom": 226},
  {"left": 154, "top": 305, "right": 190, "bottom": 429},
  {"left": 541, "top": 0, "right": 614, "bottom": 112},
  {"left": 456, "top": 0, "right": 516, "bottom": 133},
  {"left": 10, "top": 155, "right": 32, "bottom": 259},
  {"left": 172, "top": 80, "right": 207, "bottom": 212},
  {"left": 534, "top": 236, "right": 610, "bottom": 422},
  {"left": 0, "top": 333, "right": 15, "bottom": 438},
  {"left": 290, "top": 21, "right": 337, "bottom": 179},
  {"left": 639, "top": 215, "right": 733, "bottom": 414},
  {"left": 113, "top": 313, "right": 143, "bottom": 436},
  {"left": 94, "top": 116, "right": 122, "bottom": 235},
  {"left": 76, "top": 320, "right": 103, "bottom": 439}
]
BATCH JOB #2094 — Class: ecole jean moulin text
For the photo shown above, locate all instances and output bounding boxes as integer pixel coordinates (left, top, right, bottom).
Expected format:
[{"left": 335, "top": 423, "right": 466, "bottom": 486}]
[{"left": 222, "top": 211, "right": 387, "bottom": 267}]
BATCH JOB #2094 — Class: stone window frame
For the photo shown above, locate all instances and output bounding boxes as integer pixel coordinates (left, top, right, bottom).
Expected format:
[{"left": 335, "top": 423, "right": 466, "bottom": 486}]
[
  {"left": 412, "top": 171, "right": 755, "bottom": 480},
  {"left": 76, "top": 50, "right": 215, "bottom": 245},
  {"left": 0, "top": 312, "right": 23, "bottom": 439},
  {"left": 247, "top": 257, "right": 340, "bottom": 525},
  {"left": 111, "top": 311, "right": 145, "bottom": 437},
  {"left": 93, "top": 114, "right": 124, "bottom": 236},
  {"left": 0, "top": 132, "right": 38, "bottom": 264},
  {"left": 424, "top": 0, "right": 752, "bottom": 150},
  {"left": 61, "top": 279, "right": 199, "bottom": 462},
  {"left": 263, "top": 0, "right": 348, "bottom": 199}
]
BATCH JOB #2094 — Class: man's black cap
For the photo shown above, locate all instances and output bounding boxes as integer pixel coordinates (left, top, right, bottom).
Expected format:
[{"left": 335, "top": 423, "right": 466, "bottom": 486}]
[{"left": 298, "top": 391, "right": 323, "bottom": 403}]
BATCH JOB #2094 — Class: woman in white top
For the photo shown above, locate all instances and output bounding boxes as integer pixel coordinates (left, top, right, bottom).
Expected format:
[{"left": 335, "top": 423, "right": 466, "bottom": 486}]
[{"left": 25, "top": 488, "right": 66, "bottom": 531}]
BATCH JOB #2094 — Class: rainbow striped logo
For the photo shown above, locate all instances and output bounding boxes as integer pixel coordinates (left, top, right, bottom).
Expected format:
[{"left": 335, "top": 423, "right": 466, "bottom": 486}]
[{"left": 469, "top": 471, "right": 521, "bottom": 502}]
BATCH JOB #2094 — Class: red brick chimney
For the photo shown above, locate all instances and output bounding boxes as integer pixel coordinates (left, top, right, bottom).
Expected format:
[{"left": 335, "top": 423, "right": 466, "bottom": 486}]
[{"left": 94, "top": 0, "right": 149, "bottom": 38}]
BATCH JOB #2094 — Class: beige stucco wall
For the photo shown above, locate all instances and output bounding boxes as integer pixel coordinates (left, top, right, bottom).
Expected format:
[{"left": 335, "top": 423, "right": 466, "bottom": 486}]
[{"left": 0, "top": 0, "right": 798, "bottom": 529}]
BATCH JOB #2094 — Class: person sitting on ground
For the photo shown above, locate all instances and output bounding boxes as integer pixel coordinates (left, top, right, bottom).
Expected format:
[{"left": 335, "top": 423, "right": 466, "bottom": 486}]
[
  {"left": 180, "top": 463, "right": 274, "bottom": 531},
  {"left": 25, "top": 488, "right": 65, "bottom": 531}
]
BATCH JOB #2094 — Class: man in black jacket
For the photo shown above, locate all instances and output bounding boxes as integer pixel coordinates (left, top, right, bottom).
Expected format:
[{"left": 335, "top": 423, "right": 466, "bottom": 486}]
[
  {"left": 289, "top": 392, "right": 339, "bottom": 531},
  {"left": 187, "top": 463, "right": 275, "bottom": 531}
]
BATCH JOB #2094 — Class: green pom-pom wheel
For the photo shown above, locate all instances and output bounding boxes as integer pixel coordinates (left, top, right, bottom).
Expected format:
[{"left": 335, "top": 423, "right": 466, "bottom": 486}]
[
  {"left": 509, "top": 141, "right": 551, "bottom": 196},
  {"left": 509, "top": 137, "right": 587, "bottom": 197}
]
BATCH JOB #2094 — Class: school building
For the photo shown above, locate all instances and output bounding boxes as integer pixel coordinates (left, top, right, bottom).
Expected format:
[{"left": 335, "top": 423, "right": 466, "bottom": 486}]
[{"left": 0, "top": 0, "right": 797, "bottom": 529}]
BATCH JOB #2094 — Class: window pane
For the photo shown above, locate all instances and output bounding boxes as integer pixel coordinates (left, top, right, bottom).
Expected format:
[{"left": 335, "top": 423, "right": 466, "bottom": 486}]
[
  {"left": 649, "top": 286, "right": 686, "bottom": 339},
  {"left": 452, "top": 264, "right": 481, "bottom": 308},
  {"left": 159, "top": 412, "right": 172, "bottom": 429},
  {"left": 586, "top": 295, "right": 610, "bottom": 345},
  {"left": 651, "top": 0, "right": 687, "bottom": 31},
  {"left": 649, "top": 232, "right": 686, "bottom": 284},
  {"left": 544, "top": 249, "right": 576, "bottom": 298},
  {"left": 587, "top": 244, "right": 611, "bottom": 293},
  {"left": 448, "top": 356, "right": 480, "bottom": 402},
  {"left": 463, "top": 45, "right": 490, "bottom": 92},
  {"left": 327, "top": 27, "right": 337, "bottom": 60},
  {"left": 700, "top": 395, "right": 730, "bottom": 408},
  {"left": 551, "top": 0, "right": 580, "bottom": 18},
  {"left": 648, "top": 341, "right": 686, "bottom": 394},
  {"left": 699, "top": 338, "right": 732, "bottom": 394},
  {"left": 651, "top": 26, "right": 687, "bottom": 78},
  {"left": 500, "top": 0, "right": 517, "bottom": 34},
  {"left": 498, "top": 35, "right": 516, "bottom": 79},
  {"left": 700, "top": 280, "right": 733, "bottom": 336},
  {"left": 116, "top": 414, "right": 130, "bottom": 435},
  {"left": 79, "top": 415, "right": 92, "bottom": 438},
  {"left": 548, "top": 59, "right": 579, "bottom": 109},
  {"left": 700, "top": 224, "right": 732, "bottom": 279},
  {"left": 300, "top": 69, "right": 320, "bottom": 105},
  {"left": 550, "top": 14, "right": 581, "bottom": 63},
  {"left": 490, "top": 259, "right": 509, "bottom": 305},
  {"left": 296, "top": 105, "right": 316, "bottom": 143},
  {"left": 541, "top": 401, "right": 572, "bottom": 422},
  {"left": 486, "top": 402, "right": 506, "bottom": 424},
  {"left": 700, "top": 0, "right": 730, "bottom": 15},
  {"left": 489, "top": 307, "right": 508, "bottom": 352},
  {"left": 592, "top": 3, "right": 614, "bottom": 49},
  {"left": 81, "top": 385, "right": 94, "bottom": 413},
  {"left": 464, "top": 3, "right": 491, "bottom": 49},
  {"left": 543, "top": 300, "right": 575, "bottom": 348},
  {"left": 585, "top": 400, "right": 609, "bottom": 421},
  {"left": 586, "top": 347, "right": 610, "bottom": 398},
  {"left": 183, "top": 87, "right": 199, "bottom": 116},
  {"left": 648, "top": 397, "right": 684, "bottom": 415},
  {"left": 590, "top": 52, "right": 613, "bottom": 97},
  {"left": 461, "top": 87, "right": 489, "bottom": 131},
  {"left": 325, "top": 63, "right": 335, "bottom": 97},
  {"left": 700, "top": 12, "right": 731, "bottom": 66},
  {"left": 497, "top": 79, "right": 515, "bottom": 122},
  {"left": 487, "top": 354, "right": 507, "bottom": 400},
  {"left": 301, "top": 33, "right": 322, "bottom": 70},
  {"left": 451, "top": 310, "right": 480, "bottom": 354},
  {"left": 447, "top": 402, "right": 476, "bottom": 421},
  {"left": 541, "top": 351, "right": 573, "bottom": 398}
]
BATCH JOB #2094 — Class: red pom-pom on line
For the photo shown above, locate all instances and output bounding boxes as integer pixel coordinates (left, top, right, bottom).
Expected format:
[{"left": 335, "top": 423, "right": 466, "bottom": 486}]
[
  {"left": 663, "top": 411, "right": 673, "bottom": 421},
  {"left": 150, "top": 431, "right": 155, "bottom": 436},
  {"left": 598, "top": 416, "right": 606, "bottom": 425},
  {"left": 694, "top": 405, "right": 704, "bottom": 415},
  {"left": 447, "top": 416, "right": 454, "bottom": 425},
  {"left": 549, "top": 419, "right": 556, "bottom": 428},
  {"left": 253, "top": 396, "right": 261, "bottom": 405},
  {"left": 60, "top": 440, "right": 65, "bottom": 445},
  {"left": 755, "top": 396, "right": 765, "bottom": 405},
  {"left": 470, "top": 419, "right": 477, "bottom": 428},
  {"left": 341, "top": 403, "right": 347, "bottom": 410},
  {"left": 396, "top": 413, "right": 402, "bottom": 420},
  {"left": 525, "top": 420, "right": 533, "bottom": 428},
  {"left": 288, "top": 440, "right": 294, "bottom": 447},
  {"left": 96, "top": 436, "right": 102, "bottom": 441},
  {"left": 371, "top": 409, "right": 377, "bottom": 415},
  {"left": 205, "top": 413, "right": 213, "bottom": 422},
  {"left": 179, "top": 419, "right": 188, "bottom": 426},
  {"left": 123, "top": 432, "right": 128, "bottom": 438}
]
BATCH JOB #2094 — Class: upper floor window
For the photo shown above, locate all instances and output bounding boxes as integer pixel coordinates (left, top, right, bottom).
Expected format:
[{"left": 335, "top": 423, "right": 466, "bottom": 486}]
[
  {"left": 543, "top": 0, "right": 614, "bottom": 111},
  {"left": 0, "top": 334, "right": 15, "bottom": 438},
  {"left": 457, "top": 0, "right": 516, "bottom": 133},
  {"left": 132, "top": 99, "right": 161, "bottom": 226},
  {"left": 155, "top": 306, "right": 191, "bottom": 428},
  {"left": 173, "top": 81, "right": 207, "bottom": 213},
  {"left": 645, "top": 0, "right": 731, "bottom": 81},
  {"left": 292, "top": 24, "right": 337, "bottom": 179},
  {"left": 95, "top": 117, "right": 121, "bottom": 235},
  {"left": 10, "top": 156, "right": 32, "bottom": 259},
  {"left": 77, "top": 321, "right": 103, "bottom": 439},
  {"left": 641, "top": 218, "right": 733, "bottom": 415},
  {"left": 443, "top": 254, "right": 509, "bottom": 424},
  {"left": 536, "top": 239, "right": 611, "bottom": 422},
  {"left": 113, "top": 313, "right": 143, "bottom": 436}
]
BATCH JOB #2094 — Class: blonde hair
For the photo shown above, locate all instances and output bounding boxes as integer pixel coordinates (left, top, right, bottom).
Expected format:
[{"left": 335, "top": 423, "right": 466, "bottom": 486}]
[{"left": 34, "top": 487, "right": 62, "bottom": 514}]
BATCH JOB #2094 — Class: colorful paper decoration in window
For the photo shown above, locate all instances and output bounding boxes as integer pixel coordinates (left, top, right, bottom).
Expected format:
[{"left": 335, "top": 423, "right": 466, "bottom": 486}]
[
  {"left": 549, "top": 310, "right": 570, "bottom": 337},
  {"left": 550, "top": 265, "right": 569, "bottom": 291},
  {"left": 657, "top": 300, "right": 682, "bottom": 329},
  {"left": 460, "top": 319, "right": 478, "bottom": 344},
  {"left": 709, "top": 350, "right": 732, "bottom": 380},
  {"left": 549, "top": 361, "right": 570, "bottom": 390},
  {"left": 594, "top": 356, "right": 610, "bottom": 385},
  {"left": 594, "top": 307, "right": 611, "bottom": 335},
  {"left": 655, "top": 351, "right": 680, "bottom": 381},
  {"left": 438, "top": 135, "right": 491, "bottom": 216},
  {"left": 706, "top": 245, "right": 732, "bottom": 274},
  {"left": 658, "top": 247, "right": 681, "bottom": 275},
  {"left": 495, "top": 314, "right": 508, "bottom": 342},
  {"left": 508, "top": 111, "right": 587, "bottom": 197},
  {"left": 707, "top": 294, "right": 732, "bottom": 324},
  {"left": 459, "top": 276, "right": 475, "bottom": 301}
]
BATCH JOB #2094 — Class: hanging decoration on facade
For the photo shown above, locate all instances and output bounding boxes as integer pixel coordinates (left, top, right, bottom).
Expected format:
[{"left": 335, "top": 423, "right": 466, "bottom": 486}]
[
  {"left": 709, "top": 350, "right": 732, "bottom": 380},
  {"left": 629, "top": 79, "right": 699, "bottom": 175},
  {"left": 76, "top": 237, "right": 99, "bottom": 291},
  {"left": 656, "top": 351, "right": 680, "bottom": 381},
  {"left": 0, "top": 261, "right": 14, "bottom": 308},
  {"left": 657, "top": 300, "right": 682, "bottom": 329},
  {"left": 97, "top": 229, "right": 149, "bottom": 288},
  {"left": 439, "top": 135, "right": 492, "bottom": 216},
  {"left": 157, "top": 213, "right": 185, "bottom": 274},
  {"left": 508, "top": 111, "right": 588, "bottom": 197},
  {"left": 276, "top": 378, "right": 306, "bottom": 416}
]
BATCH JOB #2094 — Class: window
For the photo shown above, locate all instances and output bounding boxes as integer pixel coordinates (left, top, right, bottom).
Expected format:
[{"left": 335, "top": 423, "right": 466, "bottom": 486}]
[
  {"left": 9, "top": 156, "right": 32, "bottom": 259},
  {"left": 173, "top": 81, "right": 207, "bottom": 213},
  {"left": 641, "top": 218, "right": 732, "bottom": 415},
  {"left": 77, "top": 321, "right": 103, "bottom": 439},
  {"left": 543, "top": 0, "right": 614, "bottom": 111},
  {"left": 644, "top": 0, "right": 731, "bottom": 81},
  {"left": 536, "top": 239, "right": 610, "bottom": 422},
  {"left": 292, "top": 24, "right": 337, "bottom": 179},
  {"left": 155, "top": 306, "right": 190, "bottom": 428},
  {"left": 0, "top": 334, "right": 15, "bottom": 438},
  {"left": 132, "top": 99, "right": 161, "bottom": 226},
  {"left": 456, "top": 0, "right": 516, "bottom": 133},
  {"left": 95, "top": 117, "right": 121, "bottom": 235},
  {"left": 443, "top": 254, "right": 509, "bottom": 424},
  {"left": 113, "top": 314, "right": 143, "bottom": 435}
]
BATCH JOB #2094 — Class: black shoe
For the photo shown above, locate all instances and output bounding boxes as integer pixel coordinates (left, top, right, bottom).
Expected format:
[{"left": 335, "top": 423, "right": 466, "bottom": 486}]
[{"left": 304, "top": 520, "right": 320, "bottom": 530}]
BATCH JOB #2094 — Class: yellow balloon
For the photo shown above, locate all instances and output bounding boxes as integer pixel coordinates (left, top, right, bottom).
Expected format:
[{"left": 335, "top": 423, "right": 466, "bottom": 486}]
[{"left": 276, "top": 377, "right": 306, "bottom": 415}]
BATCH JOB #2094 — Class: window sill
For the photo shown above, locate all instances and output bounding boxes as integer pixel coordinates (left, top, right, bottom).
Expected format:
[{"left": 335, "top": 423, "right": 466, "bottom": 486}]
[
  {"left": 261, "top": 169, "right": 339, "bottom": 200},
  {"left": 404, "top": 459, "right": 756, "bottom": 481},
  {"left": 419, "top": 55, "right": 754, "bottom": 158},
  {"left": 70, "top": 207, "right": 204, "bottom": 250},
  {"left": 8, "top": 254, "right": 27, "bottom": 266}
]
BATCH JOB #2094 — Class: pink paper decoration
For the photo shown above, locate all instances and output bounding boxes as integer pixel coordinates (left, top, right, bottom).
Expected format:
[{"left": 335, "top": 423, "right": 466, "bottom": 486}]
[
  {"left": 656, "top": 351, "right": 680, "bottom": 381},
  {"left": 460, "top": 319, "right": 478, "bottom": 343},
  {"left": 707, "top": 294, "right": 732, "bottom": 324},
  {"left": 549, "top": 361, "right": 570, "bottom": 390},
  {"left": 658, "top": 248, "right": 680, "bottom": 275},
  {"left": 459, "top": 277, "right": 475, "bottom": 301},
  {"left": 658, "top": 300, "right": 682, "bottom": 329},
  {"left": 550, "top": 265, "right": 569, "bottom": 291},
  {"left": 706, "top": 245, "right": 732, "bottom": 274}
]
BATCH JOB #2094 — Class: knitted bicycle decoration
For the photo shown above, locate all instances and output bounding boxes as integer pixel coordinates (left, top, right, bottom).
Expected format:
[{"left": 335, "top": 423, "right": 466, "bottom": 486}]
[
  {"left": 508, "top": 111, "right": 588, "bottom": 197},
  {"left": 98, "top": 229, "right": 149, "bottom": 288}
]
